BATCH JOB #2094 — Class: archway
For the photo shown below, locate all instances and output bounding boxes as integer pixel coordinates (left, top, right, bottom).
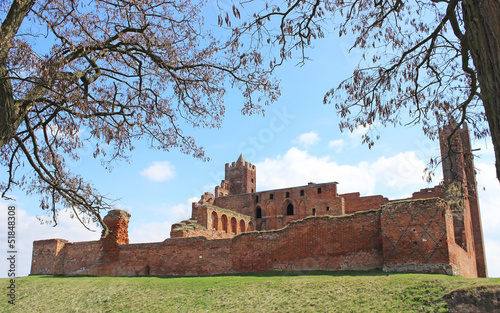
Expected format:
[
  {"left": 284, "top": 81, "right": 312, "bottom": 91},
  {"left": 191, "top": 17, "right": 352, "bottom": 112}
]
[
  {"left": 211, "top": 211, "right": 218, "bottom": 230},
  {"left": 256, "top": 206, "right": 262, "bottom": 219},
  {"left": 231, "top": 217, "right": 237, "bottom": 234},
  {"left": 221, "top": 215, "right": 228, "bottom": 233}
]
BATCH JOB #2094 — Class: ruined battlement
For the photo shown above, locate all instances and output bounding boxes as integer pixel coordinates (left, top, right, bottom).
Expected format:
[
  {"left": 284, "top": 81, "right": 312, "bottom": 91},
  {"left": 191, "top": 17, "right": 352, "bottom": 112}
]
[{"left": 31, "top": 124, "right": 487, "bottom": 278}]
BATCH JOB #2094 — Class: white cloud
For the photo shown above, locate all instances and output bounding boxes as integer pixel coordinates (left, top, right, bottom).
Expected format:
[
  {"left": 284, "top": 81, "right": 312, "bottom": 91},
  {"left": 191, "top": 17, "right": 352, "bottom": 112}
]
[
  {"left": 484, "top": 238, "right": 500, "bottom": 278},
  {"left": 129, "top": 196, "right": 196, "bottom": 243},
  {"left": 293, "top": 131, "right": 320, "bottom": 148},
  {"left": 256, "top": 147, "right": 375, "bottom": 195},
  {"left": 140, "top": 161, "right": 176, "bottom": 182},
  {"left": 475, "top": 162, "right": 500, "bottom": 278},
  {"left": 370, "top": 151, "right": 427, "bottom": 189},
  {"left": 129, "top": 221, "right": 173, "bottom": 243},
  {"left": 328, "top": 139, "right": 345, "bottom": 152},
  {"left": 256, "top": 148, "right": 431, "bottom": 196},
  {"left": 348, "top": 124, "right": 371, "bottom": 139}
]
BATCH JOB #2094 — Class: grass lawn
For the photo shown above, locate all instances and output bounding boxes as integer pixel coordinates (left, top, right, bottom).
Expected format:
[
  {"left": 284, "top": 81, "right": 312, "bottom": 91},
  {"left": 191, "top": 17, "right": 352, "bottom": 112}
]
[{"left": 1, "top": 270, "right": 499, "bottom": 312}]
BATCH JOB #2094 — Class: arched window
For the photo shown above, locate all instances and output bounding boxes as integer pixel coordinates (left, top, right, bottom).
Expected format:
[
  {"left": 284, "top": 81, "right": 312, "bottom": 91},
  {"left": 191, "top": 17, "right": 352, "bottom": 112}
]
[
  {"left": 221, "top": 215, "right": 228, "bottom": 233},
  {"left": 231, "top": 217, "right": 237, "bottom": 234},
  {"left": 211, "top": 211, "right": 218, "bottom": 230},
  {"left": 286, "top": 203, "right": 294, "bottom": 216},
  {"left": 256, "top": 206, "right": 262, "bottom": 219},
  {"left": 248, "top": 221, "right": 254, "bottom": 231},
  {"left": 240, "top": 220, "right": 246, "bottom": 233}
]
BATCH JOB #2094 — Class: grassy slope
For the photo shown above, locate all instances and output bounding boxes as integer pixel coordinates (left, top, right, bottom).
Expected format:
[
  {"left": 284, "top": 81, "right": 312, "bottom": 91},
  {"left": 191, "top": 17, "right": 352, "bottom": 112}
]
[{"left": 1, "top": 270, "right": 499, "bottom": 312}]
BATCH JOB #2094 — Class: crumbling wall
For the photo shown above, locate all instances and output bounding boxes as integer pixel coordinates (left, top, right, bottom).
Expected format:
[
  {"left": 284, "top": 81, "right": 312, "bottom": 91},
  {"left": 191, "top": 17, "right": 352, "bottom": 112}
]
[
  {"left": 213, "top": 182, "right": 343, "bottom": 230},
  {"left": 30, "top": 239, "right": 68, "bottom": 275},
  {"left": 171, "top": 205, "right": 254, "bottom": 239},
  {"left": 381, "top": 198, "right": 479, "bottom": 278},
  {"left": 31, "top": 197, "right": 479, "bottom": 278},
  {"left": 341, "top": 192, "right": 389, "bottom": 214},
  {"left": 32, "top": 209, "right": 384, "bottom": 277}
]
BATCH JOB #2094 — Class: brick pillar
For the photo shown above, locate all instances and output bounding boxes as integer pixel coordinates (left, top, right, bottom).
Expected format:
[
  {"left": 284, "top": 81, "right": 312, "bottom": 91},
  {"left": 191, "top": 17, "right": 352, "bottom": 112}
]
[
  {"left": 101, "top": 210, "right": 131, "bottom": 245},
  {"left": 439, "top": 123, "right": 487, "bottom": 277}
]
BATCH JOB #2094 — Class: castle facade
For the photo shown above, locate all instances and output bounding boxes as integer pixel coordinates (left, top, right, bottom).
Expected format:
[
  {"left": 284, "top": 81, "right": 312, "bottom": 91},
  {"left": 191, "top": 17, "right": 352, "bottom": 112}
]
[{"left": 31, "top": 124, "right": 487, "bottom": 278}]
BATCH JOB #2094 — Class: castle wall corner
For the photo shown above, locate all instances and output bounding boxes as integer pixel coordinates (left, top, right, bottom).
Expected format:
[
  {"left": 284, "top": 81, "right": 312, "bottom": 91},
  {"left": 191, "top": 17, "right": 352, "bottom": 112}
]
[{"left": 30, "top": 239, "right": 68, "bottom": 275}]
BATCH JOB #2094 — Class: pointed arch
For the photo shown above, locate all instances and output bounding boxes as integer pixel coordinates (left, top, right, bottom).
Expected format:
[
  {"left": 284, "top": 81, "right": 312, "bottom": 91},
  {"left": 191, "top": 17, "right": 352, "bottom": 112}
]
[
  {"left": 211, "top": 211, "right": 219, "bottom": 230},
  {"left": 221, "top": 215, "right": 228, "bottom": 233}
]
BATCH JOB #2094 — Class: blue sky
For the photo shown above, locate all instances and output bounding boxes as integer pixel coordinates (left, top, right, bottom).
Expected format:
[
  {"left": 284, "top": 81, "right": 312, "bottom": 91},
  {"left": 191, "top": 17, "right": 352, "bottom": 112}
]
[{"left": 1, "top": 1, "right": 499, "bottom": 278}]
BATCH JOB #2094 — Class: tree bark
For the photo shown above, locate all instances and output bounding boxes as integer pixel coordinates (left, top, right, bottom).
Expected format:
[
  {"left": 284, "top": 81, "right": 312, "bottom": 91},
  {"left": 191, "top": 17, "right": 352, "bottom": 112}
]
[
  {"left": 462, "top": 0, "right": 500, "bottom": 182},
  {"left": 0, "top": 0, "right": 37, "bottom": 147},
  {"left": 0, "top": 65, "right": 19, "bottom": 147}
]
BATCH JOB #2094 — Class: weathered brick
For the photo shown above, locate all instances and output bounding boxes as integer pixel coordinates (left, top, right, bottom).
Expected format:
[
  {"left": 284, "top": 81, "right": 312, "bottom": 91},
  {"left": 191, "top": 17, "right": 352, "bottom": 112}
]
[{"left": 30, "top": 124, "right": 487, "bottom": 278}]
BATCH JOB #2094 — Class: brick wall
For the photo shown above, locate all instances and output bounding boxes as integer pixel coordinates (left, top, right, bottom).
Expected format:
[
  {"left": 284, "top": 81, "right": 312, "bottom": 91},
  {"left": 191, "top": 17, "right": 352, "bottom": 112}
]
[
  {"left": 170, "top": 205, "right": 254, "bottom": 239},
  {"left": 32, "top": 209, "right": 384, "bottom": 276},
  {"left": 380, "top": 198, "right": 479, "bottom": 278},
  {"left": 30, "top": 239, "right": 68, "bottom": 275},
  {"left": 213, "top": 182, "right": 343, "bottom": 230},
  {"left": 33, "top": 198, "right": 480, "bottom": 277},
  {"left": 341, "top": 192, "right": 389, "bottom": 214}
]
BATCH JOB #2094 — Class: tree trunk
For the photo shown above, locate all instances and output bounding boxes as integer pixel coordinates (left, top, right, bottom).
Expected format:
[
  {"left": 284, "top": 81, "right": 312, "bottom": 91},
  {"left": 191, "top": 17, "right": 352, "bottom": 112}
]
[
  {"left": 0, "top": 65, "right": 20, "bottom": 147},
  {"left": 462, "top": 0, "right": 500, "bottom": 183},
  {"left": 1, "top": 0, "right": 37, "bottom": 147}
]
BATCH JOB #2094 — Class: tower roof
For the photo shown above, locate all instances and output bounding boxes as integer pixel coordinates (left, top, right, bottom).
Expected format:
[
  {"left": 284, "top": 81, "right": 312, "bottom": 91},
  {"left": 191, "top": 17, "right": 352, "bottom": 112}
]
[{"left": 237, "top": 154, "right": 245, "bottom": 164}]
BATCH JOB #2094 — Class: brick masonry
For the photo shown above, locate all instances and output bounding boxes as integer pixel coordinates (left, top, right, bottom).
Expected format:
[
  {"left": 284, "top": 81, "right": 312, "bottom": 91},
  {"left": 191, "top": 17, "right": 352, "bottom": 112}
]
[{"left": 31, "top": 124, "right": 487, "bottom": 278}]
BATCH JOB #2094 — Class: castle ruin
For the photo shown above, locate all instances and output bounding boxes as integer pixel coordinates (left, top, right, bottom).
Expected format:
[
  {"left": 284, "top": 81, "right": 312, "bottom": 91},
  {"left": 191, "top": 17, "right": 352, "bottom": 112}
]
[{"left": 31, "top": 124, "right": 487, "bottom": 278}]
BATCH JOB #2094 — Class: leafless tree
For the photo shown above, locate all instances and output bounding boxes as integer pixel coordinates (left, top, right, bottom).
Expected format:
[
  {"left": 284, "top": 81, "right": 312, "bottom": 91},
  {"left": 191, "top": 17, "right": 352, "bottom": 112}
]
[
  {"left": 224, "top": 0, "right": 499, "bottom": 182},
  {"left": 0, "top": 0, "right": 279, "bottom": 232}
]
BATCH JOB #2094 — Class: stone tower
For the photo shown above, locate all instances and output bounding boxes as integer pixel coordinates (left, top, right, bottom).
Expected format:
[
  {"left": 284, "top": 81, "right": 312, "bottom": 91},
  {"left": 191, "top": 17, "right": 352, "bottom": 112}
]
[
  {"left": 439, "top": 123, "right": 487, "bottom": 277},
  {"left": 224, "top": 154, "right": 256, "bottom": 195}
]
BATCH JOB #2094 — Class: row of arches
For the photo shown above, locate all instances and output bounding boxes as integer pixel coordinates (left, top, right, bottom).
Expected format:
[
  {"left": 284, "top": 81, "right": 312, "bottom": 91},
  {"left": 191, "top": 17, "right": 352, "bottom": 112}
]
[
  {"left": 254, "top": 201, "right": 333, "bottom": 221},
  {"left": 255, "top": 202, "right": 296, "bottom": 219},
  {"left": 211, "top": 211, "right": 254, "bottom": 234}
]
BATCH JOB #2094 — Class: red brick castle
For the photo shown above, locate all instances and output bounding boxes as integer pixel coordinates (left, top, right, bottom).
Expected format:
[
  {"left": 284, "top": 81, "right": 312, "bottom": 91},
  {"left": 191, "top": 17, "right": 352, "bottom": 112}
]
[{"left": 31, "top": 124, "right": 488, "bottom": 277}]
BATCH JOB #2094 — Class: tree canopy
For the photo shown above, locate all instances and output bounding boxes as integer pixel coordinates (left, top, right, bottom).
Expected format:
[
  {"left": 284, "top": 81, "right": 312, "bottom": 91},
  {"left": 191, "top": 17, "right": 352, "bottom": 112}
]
[
  {"left": 2, "top": 0, "right": 499, "bottom": 231},
  {"left": 223, "top": 0, "right": 499, "bottom": 182},
  {"left": 0, "top": 0, "right": 279, "bottom": 230}
]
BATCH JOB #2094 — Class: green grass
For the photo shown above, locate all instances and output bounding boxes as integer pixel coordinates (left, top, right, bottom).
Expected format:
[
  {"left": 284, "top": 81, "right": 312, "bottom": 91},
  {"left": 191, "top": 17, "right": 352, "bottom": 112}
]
[{"left": 2, "top": 270, "right": 499, "bottom": 312}]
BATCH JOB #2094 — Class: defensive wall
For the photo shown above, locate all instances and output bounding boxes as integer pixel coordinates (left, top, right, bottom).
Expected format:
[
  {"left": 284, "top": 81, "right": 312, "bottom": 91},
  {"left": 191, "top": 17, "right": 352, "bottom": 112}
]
[
  {"left": 30, "top": 123, "right": 487, "bottom": 278},
  {"left": 31, "top": 198, "right": 479, "bottom": 277}
]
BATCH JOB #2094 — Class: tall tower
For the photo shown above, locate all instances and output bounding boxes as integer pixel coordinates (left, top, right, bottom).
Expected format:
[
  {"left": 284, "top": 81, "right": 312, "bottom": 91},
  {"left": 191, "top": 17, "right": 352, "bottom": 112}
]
[
  {"left": 439, "top": 123, "right": 487, "bottom": 277},
  {"left": 225, "top": 154, "right": 256, "bottom": 195}
]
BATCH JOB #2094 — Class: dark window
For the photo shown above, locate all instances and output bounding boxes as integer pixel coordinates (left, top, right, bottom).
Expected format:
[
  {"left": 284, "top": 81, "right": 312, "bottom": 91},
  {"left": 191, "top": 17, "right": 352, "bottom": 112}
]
[
  {"left": 221, "top": 215, "right": 228, "bottom": 233},
  {"left": 312, "top": 208, "right": 316, "bottom": 216},
  {"left": 300, "top": 190, "right": 305, "bottom": 196},
  {"left": 286, "top": 192, "right": 290, "bottom": 198},
  {"left": 270, "top": 194, "right": 274, "bottom": 200},
  {"left": 251, "top": 178, "right": 254, "bottom": 183},
  {"left": 256, "top": 207, "right": 262, "bottom": 219},
  {"left": 251, "top": 189, "right": 254, "bottom": 193},
  {"left": 286, "top": 203, "right": 294, "bottom": 216},
  {"left": 255, "top": 195, "right": 259, "bottom": 203},
  {"left": 231, "top": 218, "right": 237, "bottom": 234},
  {"left": 317, "top": 187, "right": 322, "bottom": 194},
  {"left": 211, "top": 211, "right": 219, "bottom": 230},
  {"left": 326, "top": 206, "right": 330, "bottom": 211}
]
